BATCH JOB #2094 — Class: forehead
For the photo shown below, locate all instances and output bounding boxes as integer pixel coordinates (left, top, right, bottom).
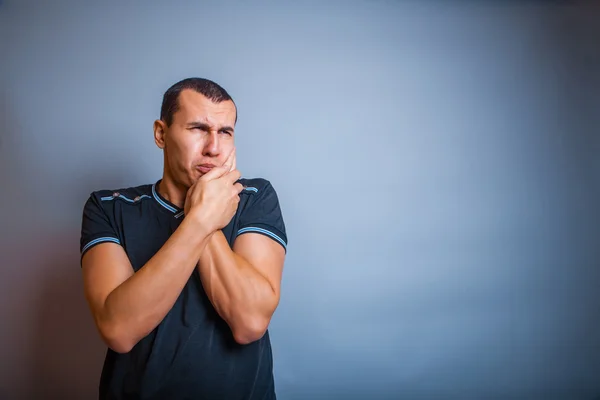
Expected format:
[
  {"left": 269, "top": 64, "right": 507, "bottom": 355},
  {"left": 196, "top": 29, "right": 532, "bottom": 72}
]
[{"left": 175, "top": 89, "right": 236, "bottom": 126}]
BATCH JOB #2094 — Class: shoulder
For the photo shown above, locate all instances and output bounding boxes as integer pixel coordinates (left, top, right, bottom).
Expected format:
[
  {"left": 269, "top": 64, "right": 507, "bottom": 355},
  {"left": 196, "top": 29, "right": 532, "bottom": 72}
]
[
  {"left": 236, "top": 176, "right": 285, "bottom": 214},
  {"left": 85, "top": 182, "right": 154, "bottom": 211},
  {"left": 236, "top": 177, "right": 285, "bottom": 216},
  {"left": 235, "top": 177, "right": 288, "bottom": 249},
  {"left": 237, "top": 177, "right": 274, "bottom": 196}
]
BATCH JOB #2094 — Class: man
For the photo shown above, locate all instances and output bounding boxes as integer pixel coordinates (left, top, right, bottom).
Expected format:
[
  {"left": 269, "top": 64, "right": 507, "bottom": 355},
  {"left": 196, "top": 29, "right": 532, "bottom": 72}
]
[{"left": 79, "top": 77, "right": 288, "bottom": 399}]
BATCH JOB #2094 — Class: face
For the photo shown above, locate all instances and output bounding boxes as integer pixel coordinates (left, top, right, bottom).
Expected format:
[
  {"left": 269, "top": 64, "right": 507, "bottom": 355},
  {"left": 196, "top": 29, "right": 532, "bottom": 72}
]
[{"left": 154, "top": 89, "right": 237, "bottom": 188}]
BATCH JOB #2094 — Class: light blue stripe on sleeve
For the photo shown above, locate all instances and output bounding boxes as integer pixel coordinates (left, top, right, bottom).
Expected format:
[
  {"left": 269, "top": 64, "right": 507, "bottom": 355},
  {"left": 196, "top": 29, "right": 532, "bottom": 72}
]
[
  {"left": 236, "top": 227, "right": 286, "bottom": 249},
  {"left": 82, "top": 237, "right": 121, "bottom": 254}
]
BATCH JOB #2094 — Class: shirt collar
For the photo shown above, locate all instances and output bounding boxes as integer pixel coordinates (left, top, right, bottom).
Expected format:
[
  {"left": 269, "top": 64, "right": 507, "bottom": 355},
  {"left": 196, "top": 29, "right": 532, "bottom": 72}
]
[{"left": 152, "top": 180, "right": 185, "bottom": 218}]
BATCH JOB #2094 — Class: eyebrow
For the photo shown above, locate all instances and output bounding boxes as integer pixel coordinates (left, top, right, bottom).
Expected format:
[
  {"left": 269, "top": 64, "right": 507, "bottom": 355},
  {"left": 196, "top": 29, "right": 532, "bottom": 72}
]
[{"left": 187, "top": 121, "right": 234, "bottom": 132}]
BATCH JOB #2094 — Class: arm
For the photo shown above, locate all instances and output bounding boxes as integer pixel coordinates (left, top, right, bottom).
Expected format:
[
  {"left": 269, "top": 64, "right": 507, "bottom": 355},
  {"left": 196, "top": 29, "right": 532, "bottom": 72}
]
[
  {"left": 197, "top": 230, "right": 285, "bottom": 344},
  {"left": 82, "top": 213, "right": 213, "bottom": 353},
  {"left": 81, "top": 166, "right": 241, "bottom": 353}
]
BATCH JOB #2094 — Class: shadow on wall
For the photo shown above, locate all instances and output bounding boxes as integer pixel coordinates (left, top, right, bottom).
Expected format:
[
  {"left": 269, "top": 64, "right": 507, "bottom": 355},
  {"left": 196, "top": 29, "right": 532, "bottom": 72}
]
[
  {"left": 30, "top": 233, "right": 107, "bottom": 398},
  {"left": 27, "top": 173, "right": 132, "bottom": 397},
  {"left": 0, "top": 92, "right": 115, "bottom": 398}
]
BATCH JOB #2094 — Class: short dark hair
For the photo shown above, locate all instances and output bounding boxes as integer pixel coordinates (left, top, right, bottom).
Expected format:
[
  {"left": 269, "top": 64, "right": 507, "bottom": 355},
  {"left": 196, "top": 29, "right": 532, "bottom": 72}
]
[{"left": 160, "top": 77, "right": 237, "bottom": 126}]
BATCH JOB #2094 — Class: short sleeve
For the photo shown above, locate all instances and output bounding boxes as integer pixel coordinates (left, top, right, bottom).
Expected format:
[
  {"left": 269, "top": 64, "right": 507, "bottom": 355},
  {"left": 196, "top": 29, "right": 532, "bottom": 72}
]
[
  {"left": 80, "top": 194, "right": 121, "bottom": 261},
  {"left": 236, "top": 181, "right": 288, "bottom": 252}
]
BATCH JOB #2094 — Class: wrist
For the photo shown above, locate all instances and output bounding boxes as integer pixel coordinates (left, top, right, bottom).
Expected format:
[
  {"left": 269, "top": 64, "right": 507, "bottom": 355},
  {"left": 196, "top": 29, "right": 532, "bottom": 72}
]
[{"left": 183, "top": 208, "right": 216, "bottom": 240}]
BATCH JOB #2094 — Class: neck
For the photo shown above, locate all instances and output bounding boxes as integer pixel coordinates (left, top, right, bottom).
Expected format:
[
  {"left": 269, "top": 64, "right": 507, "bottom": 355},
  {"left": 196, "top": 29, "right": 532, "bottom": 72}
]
[{"left": 157, "top": 172, "right": 186, "bottom": 209}]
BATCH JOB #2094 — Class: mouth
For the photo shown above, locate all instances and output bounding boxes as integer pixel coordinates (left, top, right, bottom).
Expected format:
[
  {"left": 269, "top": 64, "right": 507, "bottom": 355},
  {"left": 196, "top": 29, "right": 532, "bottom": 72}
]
[{"left": 196, "top": 163, "right": 216, "bottom": 174}]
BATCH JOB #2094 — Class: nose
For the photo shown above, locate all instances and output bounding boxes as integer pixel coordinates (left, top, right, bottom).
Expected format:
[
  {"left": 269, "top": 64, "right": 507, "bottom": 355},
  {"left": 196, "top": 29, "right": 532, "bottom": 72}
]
[{"left": 202, "top": 132, "right": 220, "bottom": 157}]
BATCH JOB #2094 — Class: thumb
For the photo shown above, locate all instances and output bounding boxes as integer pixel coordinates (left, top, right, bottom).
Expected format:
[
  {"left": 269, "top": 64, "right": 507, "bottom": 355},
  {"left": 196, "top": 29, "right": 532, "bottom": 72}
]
[{"left": 199, "top": 165, "right": 229, "bottom": 181}]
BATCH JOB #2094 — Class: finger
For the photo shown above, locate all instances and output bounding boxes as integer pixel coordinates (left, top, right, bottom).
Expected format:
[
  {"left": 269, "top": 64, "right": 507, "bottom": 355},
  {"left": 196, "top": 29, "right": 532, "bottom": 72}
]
[
  {"left": 230, "top": 149, "right": 237, "bottom": 172},
  {"left": 185, "top": 181, "right": 197, "bottom": 199},
  {"left": 233, "top": 182, "right": 244, "bottom": 194},
  {"left": 225, "top": 169, "right": 242, "bottom": 184},
  {"left": 223, "top": 148, "right": 236, "bottom": 171},
  {"left": 183, "top": 187, "right": 193, "bottom": 213},
  {"left": 200, "top": 165, "right": 229, "bottom": 181}
]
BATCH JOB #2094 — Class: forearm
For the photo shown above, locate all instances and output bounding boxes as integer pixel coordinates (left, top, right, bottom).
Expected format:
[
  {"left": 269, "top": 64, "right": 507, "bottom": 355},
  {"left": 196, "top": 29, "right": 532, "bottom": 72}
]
[
  {"left": 197, "top": 231, "right": 278, "bottom": 343},
  {"left": 101, "top": 215, "right": 213, "bottom": 350}
]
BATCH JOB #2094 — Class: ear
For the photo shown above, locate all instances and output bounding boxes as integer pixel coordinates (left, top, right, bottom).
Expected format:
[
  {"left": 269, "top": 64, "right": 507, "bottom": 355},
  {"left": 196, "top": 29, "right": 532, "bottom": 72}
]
[{"left": 153, "top": 120, "right": 167, "bottom": 149}]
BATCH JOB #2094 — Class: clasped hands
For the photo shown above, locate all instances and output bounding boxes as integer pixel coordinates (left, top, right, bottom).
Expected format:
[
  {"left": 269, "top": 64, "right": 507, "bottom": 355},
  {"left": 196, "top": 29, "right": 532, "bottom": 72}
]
[{"left": 183, "top": 148, "right": 243, "bottom": 234}]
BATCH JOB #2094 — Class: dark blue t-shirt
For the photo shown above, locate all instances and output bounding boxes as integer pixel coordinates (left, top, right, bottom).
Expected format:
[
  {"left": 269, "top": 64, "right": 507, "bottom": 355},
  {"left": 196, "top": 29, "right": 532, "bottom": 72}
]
[{"left": 80, "top": 178, "right": 287, "bottom": 400}]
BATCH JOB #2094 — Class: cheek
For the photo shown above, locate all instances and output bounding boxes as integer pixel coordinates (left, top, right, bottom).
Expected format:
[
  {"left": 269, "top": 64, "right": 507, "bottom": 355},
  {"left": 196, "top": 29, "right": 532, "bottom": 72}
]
[
  {"left": 220, "top": 142, "right": 235, "bottom": 160},
  {"left": 168, "top": 135, "right": 200, "bottom": 166}
]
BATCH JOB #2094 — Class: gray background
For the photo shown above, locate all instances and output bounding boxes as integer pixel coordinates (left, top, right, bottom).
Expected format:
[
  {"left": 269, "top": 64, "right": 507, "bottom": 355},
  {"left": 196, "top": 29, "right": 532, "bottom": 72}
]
[{"left": 1, "top": 0, "right": 599, "bottom": 399}]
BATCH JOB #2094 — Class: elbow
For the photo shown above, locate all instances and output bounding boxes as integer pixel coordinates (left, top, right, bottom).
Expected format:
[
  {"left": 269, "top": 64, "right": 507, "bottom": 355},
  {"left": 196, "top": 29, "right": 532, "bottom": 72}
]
[
  {"left": 97, "top": 320, "right": 137, "bottom": 354},
  {"left": 106, "top": 338, "right": 135, "bottom": 354},
  {"left": 232, "top": 315, "right": 270, "bottom": 345},
  {"left": 230, "top": 295, "right": 279, "bottom": 345}
]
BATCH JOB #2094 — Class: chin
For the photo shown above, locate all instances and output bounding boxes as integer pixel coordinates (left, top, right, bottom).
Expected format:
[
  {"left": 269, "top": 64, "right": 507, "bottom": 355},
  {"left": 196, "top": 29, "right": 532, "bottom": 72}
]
[
  {"left": 173, "top": 174, "right": 194, "bottom": 189},
  {"left": 190, "top": 171, "right": 204, "bottom": 183}
]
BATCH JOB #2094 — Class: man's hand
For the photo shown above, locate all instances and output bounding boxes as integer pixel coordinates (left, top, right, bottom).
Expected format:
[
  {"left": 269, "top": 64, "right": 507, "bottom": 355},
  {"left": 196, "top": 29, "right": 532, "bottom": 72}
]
[
  {"left": 228, "top": 147, "right": 237, "bottom": 172},
  {"left": 189, "top": 147, "right": 286, "bottom": 345},
  {"left": 184, "top": 149, "right": 243, "bottom": 232}
]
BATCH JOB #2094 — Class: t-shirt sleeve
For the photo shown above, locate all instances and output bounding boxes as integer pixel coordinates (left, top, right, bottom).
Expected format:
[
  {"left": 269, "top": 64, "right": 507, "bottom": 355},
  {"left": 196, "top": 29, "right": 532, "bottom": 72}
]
[
  {"left": 80, "top": 194, "right": 121, "bottom": 261},
  {"left": 235, "top": 181, "right": 288, "bottom": 252}
]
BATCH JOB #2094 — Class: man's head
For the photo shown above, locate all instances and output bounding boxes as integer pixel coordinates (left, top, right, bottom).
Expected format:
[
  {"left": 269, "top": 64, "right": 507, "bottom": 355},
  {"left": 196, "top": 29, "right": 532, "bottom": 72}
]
[{"left": 154, "top": 77, "right": 237, "bottom": 189}]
